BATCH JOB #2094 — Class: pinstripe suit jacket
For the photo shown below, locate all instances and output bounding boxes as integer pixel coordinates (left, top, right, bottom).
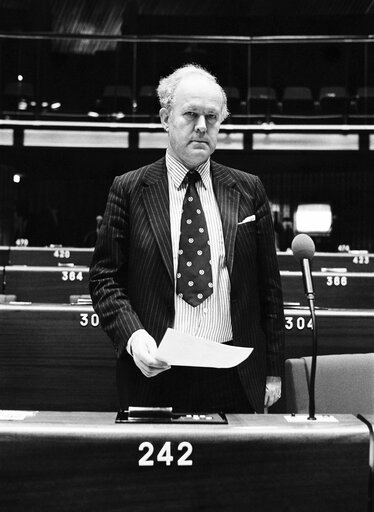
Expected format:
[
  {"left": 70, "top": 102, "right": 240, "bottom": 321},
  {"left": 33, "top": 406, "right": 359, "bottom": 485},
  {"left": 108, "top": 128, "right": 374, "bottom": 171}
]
[{"left": 89, "top": 157, "right": 285, "bottom": 412}]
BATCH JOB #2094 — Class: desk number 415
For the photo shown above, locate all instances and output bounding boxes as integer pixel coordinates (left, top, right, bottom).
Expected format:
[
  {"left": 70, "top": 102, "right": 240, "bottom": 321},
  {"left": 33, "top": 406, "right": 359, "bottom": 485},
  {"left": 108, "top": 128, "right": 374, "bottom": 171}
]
[{"left": 138, "top": 441, "right": 193, "bottom": 467}]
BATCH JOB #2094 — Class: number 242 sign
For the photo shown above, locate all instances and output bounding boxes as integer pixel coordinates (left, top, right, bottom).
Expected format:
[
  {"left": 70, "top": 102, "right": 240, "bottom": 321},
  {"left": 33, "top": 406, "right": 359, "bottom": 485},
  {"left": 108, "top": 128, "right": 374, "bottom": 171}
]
[{"left": 138, "top": 441, "right": 193, "bottom": 467}]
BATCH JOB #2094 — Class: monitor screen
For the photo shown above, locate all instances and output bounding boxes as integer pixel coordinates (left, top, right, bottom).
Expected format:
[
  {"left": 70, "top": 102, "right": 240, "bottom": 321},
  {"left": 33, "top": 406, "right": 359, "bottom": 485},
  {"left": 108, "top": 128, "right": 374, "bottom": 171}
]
[{"left": 294, "top": 204, "right": 332, "bottom": 234}]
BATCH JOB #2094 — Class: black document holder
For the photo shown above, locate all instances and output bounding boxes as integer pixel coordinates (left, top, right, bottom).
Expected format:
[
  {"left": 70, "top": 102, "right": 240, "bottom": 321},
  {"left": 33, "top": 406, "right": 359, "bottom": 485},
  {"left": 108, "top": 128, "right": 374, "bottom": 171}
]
[{"left": 115, "top": 407, "right": 227, "bottom": 424}]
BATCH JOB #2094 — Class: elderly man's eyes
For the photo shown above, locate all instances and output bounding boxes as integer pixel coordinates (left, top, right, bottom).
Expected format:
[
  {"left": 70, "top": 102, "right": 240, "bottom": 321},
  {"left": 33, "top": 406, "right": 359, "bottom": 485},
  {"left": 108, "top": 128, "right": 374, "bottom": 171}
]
[
  {"left": 183, "top": 112, "right": 218, "bottom": 121},
  {"left": 184, "top": 111, "right": 198, "bottom": 119}
]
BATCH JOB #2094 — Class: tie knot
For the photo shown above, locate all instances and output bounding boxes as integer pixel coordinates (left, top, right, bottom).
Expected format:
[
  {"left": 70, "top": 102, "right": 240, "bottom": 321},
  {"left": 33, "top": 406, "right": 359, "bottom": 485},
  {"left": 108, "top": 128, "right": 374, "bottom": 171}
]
[{"left": 185, "top": 171, "right": 201, "bottom": 186}]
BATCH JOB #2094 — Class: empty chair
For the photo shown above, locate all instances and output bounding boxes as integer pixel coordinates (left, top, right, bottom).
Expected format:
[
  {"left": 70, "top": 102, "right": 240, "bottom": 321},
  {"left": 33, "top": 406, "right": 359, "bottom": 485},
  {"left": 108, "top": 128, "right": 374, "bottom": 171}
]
[
  {"left": 100, "top": 85, "right": 133, "bottom": 115},
  {"left": 285, "top": 353, "right": 374, "bottom": 414},
  {"left": 355, "top": 86, "right": 374, "bottom": 114},
  {"left": 137, "top": 85, "right": 159, "bottom": 115},
  {"left": 282, "top": 86, "right": 314, "bottom": 115},
  {"left": 319, "top": 86, "right": 349, "bottom": 115},
  {"left": 247, "top": 86, "right": 278, "bottom": 116}
]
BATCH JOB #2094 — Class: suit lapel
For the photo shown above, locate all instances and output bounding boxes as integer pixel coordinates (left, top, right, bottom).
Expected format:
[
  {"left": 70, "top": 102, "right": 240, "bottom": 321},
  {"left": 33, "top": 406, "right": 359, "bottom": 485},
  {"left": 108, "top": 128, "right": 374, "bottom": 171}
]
[
  {"left": 211, "top": 161, "right": 241, "bottom": 276},
  {"left": 141, "top": 158, "right": 174, "bottom": 284}
]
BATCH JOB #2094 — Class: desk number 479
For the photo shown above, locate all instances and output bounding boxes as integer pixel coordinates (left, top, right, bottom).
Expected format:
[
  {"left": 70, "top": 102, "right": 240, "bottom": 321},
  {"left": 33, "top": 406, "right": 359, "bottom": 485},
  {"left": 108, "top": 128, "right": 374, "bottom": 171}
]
[{"left": 138, "top": 441, "right": 193, "bottom": 467}]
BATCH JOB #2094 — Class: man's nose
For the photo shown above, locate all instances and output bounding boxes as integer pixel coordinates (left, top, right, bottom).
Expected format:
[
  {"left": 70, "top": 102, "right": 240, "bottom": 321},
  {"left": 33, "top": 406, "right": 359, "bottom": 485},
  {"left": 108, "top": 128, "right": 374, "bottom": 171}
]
[{"left": 195, "top": 115, "right": 207, "bottom": 133}]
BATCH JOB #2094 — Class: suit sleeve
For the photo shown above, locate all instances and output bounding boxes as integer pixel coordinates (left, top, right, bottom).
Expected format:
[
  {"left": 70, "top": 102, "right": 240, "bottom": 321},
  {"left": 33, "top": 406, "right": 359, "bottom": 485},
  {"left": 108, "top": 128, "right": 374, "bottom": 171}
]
[
  {"left": 89, "top": 176, "right": 143, "bottom": 358},
  {"left": 254, "top": 176, "right": 285, "bottom": 377}
]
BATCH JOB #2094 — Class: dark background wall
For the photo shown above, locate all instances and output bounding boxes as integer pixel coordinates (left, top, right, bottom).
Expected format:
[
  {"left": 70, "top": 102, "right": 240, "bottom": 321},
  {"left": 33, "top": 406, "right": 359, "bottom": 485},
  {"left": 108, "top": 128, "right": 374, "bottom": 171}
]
[
  {"left": 1, "top": 0, "right": 374, "bottom": 250},
  {"left": 1, "top": 146, "right": 373, "bottom": 251}
]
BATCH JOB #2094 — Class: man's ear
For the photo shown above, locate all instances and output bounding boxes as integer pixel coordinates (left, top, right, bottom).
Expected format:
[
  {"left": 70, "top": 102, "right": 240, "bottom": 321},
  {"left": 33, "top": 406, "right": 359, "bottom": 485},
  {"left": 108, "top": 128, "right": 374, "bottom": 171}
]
[{"left": 159, "top": 107, "right": 170, "bottom": 131}]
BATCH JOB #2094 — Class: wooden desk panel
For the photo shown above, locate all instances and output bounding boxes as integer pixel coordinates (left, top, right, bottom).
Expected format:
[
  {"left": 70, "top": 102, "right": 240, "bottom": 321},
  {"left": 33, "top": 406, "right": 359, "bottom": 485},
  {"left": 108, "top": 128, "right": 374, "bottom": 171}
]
[
  {"left": 0, "top": 412, "right": 368, "bottom": 512},
  {"left": 4, "top": 247, "right": 373, "bottom": 271},
  {"left": 5, "top": 265, "right": 374, "bottom": 309},
  {"left": 0, "top": 303, "right": 117, "bottom": 411},
  {"left": 4, "top": 265, "right": 89, "bottom": 302},
  {"left": 278, "top": 251, "right": 374, "bottom": 272},
  {"left": 281, "top": 270, "right": 374, "bottom": 309},
  {"left": 3, "top": 265, "right": 374, "bottom": 309},
  {"left": 285, "top": 308, "right": 374, "bottom": 358},
  {"left": 7, "top": 246, "right": 94, "bottom": 267},
  {"left": 0, "top": 246, "right": 10, "bottom": 266}
]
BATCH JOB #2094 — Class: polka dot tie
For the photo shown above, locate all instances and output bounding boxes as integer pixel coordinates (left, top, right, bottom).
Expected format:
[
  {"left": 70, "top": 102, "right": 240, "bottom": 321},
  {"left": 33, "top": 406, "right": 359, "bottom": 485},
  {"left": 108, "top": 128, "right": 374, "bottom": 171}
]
[{"left": 176, "top": 171, "right": 213, "bottom": 307}]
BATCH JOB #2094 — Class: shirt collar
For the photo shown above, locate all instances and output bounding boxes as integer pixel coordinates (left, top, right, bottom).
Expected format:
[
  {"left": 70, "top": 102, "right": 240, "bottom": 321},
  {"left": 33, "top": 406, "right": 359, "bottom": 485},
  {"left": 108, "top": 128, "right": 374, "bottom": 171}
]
[{"left": 166, "top": 151, "right": 211, "bottom": 190}]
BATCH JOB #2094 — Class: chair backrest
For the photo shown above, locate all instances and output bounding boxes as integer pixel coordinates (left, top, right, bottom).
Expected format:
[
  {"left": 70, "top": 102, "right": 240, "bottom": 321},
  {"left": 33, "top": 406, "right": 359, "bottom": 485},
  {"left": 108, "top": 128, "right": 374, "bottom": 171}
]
[
  {"left": 223, "top": 86, "right": 241, "bottom": 100},
  {"left": 283, "top": 86, "right": 313, "bottom": 101},
  {"left": 103, "top": 85, "right": 131, "bottom": 98},
  {"left": 247, "top": 87, "right": 277, "bottom": 101},
  {"left": 319, "top": 86, "right": 348, "bottom": 101},
  {"left": 139, "top": 85, "right": 157, "bottom": 98},
  {"left": 285, "top": 353, "right": 374, "bottom": 414},
  {"left": 356, "top": 86, "right": 374, "bottom": 99}
]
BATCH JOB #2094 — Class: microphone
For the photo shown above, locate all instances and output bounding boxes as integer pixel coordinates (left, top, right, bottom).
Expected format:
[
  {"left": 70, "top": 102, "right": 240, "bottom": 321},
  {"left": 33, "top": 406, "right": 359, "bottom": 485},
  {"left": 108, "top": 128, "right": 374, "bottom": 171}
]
[
  {"left": 291, "top": 234, "right": 315, "bottom": 300},
  {"left": 291, "top": 233, "right": 317, "bottom": 420}
]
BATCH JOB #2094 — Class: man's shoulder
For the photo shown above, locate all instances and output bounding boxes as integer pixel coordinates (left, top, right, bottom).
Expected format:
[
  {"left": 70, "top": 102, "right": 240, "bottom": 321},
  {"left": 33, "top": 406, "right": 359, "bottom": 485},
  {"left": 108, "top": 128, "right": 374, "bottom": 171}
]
[
  {"left": 115, "top": 157, "right": 166, "bottom": 188},
  {"left": 211, "top": 160, "right": 259, "bottom": 184}
]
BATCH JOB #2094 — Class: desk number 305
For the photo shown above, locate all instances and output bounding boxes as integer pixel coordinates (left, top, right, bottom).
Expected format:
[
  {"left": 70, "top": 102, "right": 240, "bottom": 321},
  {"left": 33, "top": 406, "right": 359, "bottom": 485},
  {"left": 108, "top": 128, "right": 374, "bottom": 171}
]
[{"left": 138, "top": 441, "right": 193, "bottom": 467}]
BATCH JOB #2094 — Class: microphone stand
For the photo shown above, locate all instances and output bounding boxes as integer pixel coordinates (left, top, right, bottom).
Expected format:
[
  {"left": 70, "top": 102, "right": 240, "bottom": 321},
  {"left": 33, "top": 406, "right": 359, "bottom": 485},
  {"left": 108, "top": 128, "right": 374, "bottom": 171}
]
[
  {"left": 300, "top": 259, "right": 317, "bottom": 421},
  {"left": 307, "top": 295, "right": 317, "bottom": 420}
]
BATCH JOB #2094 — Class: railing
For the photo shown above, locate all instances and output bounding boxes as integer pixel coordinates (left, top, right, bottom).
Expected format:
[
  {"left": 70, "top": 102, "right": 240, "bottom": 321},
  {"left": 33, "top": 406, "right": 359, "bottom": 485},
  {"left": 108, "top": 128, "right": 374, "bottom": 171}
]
[{"left": 1, "top": 32, "right": 374, "bottom": 123}]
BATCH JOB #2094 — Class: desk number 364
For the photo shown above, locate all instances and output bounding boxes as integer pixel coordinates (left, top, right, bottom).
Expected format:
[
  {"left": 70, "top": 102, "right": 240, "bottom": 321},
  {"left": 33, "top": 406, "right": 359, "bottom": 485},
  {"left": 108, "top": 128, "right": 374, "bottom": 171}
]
[{"left": 138, "top": 441, "right": 193, "bottom": 467}]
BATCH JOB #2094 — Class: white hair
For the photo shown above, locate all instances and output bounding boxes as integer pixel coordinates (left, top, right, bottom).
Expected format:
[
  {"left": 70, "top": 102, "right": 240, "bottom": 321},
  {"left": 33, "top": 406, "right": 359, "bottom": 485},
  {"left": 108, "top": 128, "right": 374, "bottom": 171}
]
[{"left": 157, "top": 64, "right": 229, "bottom": 121}]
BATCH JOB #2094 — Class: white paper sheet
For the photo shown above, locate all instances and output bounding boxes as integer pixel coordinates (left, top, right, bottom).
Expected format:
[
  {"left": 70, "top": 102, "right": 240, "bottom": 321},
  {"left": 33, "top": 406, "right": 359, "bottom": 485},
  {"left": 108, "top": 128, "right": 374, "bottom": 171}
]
[{"left": 157, "top": 328, "right": 253, "bottom": 368}]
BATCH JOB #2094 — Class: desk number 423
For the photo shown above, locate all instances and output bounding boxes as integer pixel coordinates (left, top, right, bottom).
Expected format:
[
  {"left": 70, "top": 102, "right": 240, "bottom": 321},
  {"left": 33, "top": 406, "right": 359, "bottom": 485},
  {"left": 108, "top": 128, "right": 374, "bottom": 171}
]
[{"left": 138, "top": 441, "right": 193, "bottom": 467}]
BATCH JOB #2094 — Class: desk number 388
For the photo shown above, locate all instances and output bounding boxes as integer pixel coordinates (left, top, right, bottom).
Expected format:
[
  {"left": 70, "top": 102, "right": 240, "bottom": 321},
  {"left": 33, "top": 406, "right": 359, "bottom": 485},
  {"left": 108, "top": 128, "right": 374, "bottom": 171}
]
[{"left": 138, "top": 441, "right": 193, "bottom": 467}]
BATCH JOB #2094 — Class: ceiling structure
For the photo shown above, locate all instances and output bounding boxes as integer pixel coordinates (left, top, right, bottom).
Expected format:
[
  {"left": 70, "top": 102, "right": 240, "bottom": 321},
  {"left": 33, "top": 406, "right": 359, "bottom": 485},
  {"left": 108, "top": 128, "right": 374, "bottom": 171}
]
[
  {"left": 1, "top": 0, "right": 374, "bottom": 28},
  {"left": 1, "top": 0, "right": 374, "bottom": 53}
]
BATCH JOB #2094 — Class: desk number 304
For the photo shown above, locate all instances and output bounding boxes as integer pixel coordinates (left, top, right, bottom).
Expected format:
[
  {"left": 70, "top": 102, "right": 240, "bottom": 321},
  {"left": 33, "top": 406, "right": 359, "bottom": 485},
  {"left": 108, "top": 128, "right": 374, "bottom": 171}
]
[{"left": 138, "top": 441, "right": 193, "bottom": 467}]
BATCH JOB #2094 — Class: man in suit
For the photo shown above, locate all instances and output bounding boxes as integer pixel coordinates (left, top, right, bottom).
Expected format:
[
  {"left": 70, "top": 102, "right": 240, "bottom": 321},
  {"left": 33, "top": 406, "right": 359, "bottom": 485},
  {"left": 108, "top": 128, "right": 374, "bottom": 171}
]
[{"left": 89, "top": 64, "right": 285, "bottom": 413}]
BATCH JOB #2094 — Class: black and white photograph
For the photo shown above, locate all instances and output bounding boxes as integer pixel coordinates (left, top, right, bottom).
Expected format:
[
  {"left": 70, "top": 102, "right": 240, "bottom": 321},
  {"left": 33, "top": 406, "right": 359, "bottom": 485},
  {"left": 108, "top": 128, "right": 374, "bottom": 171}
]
[{"left": 0, "top": 1, "right": 373, "bottom": 511}]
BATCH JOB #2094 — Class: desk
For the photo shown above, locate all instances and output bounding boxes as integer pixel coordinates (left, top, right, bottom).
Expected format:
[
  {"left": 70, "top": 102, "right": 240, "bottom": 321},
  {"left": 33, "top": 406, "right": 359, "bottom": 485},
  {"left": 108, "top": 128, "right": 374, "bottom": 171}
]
[
  {"left": 4, "top": 265, "right": 89, "bottom": 302},
  {"left": 0, "top": 303, "right": 116, "bottom": 410},
  {"left": 284, "top": 307, "right": 374, "bottom": 358},
  {"left": 4, "top": 266, "right": 374, "bottom": 308},
  {"left": 3, "top": 247, "right": 373, "bottom": 271},
  {"left": 0, "top": 246, "right": 10, "bottom": 266},
  {"left": 1, "top": 304, "right": 373, "bottom": 410},
  {"left": 281, "top": 270, "right": 374, "bottom": 309},
  {"left": 0, "top": 412, "right": 369, "bottom": 512},
  {"left": 6, "top": 246, "right": 94, "bottom": 267},
  {"left": 278, "top": 250, "right": 374, "bottom": 272}
]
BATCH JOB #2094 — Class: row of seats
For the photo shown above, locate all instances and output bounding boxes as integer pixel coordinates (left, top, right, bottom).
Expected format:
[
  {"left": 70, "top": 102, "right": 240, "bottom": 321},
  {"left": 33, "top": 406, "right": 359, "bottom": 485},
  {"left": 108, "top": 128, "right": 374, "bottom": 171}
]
[
  {"left": 3, "top": 82, "right": 374, "bottom": 118},
  {"left": 1, "top": 245, "right": 373, "bottom": 271},
  {"left": 227, "top": 85, "right": 374, "bottom": 116},
  {"left": 2, "top": 264, "right": 374, "bottom": 309},
  {"left": 1, "top": 302, "right": 373, "bottom": 411},
  {"left": 0, "top": 245, "right": 93, "bottom": 267},
  {"left": 1, "top": 245, "right": 373, "bottom": 413}
]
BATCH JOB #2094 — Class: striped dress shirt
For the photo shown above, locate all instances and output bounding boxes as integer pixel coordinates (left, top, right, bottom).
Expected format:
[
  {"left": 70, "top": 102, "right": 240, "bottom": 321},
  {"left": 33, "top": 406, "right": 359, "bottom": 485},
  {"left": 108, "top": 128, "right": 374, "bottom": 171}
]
[{"left": 166, "top": 151, "right": 233, "bottom": 343}]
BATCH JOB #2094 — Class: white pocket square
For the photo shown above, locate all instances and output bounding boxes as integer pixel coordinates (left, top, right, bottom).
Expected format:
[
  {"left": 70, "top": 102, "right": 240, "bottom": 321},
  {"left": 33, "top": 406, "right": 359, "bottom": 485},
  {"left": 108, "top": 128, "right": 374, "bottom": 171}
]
[{"left": 238, "top": 215, "right": 256, "bottom": 225}]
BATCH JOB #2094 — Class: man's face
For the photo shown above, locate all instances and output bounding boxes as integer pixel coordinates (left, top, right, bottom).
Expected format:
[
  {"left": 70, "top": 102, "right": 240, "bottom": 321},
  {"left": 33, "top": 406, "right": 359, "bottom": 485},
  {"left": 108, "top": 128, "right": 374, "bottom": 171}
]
[{"left": 160, "top": 75, "right": 224, "bottom": 169}]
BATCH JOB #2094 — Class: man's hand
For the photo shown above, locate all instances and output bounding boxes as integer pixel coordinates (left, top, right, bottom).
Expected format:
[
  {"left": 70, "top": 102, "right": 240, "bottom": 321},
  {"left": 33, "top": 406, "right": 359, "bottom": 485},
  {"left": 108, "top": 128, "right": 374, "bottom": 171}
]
[
  {"left": 264, "top": 376, "right": 282, "bottom": 408},
  {"left": 129, "top": 330, "right": 171, "bottom": 378}
]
